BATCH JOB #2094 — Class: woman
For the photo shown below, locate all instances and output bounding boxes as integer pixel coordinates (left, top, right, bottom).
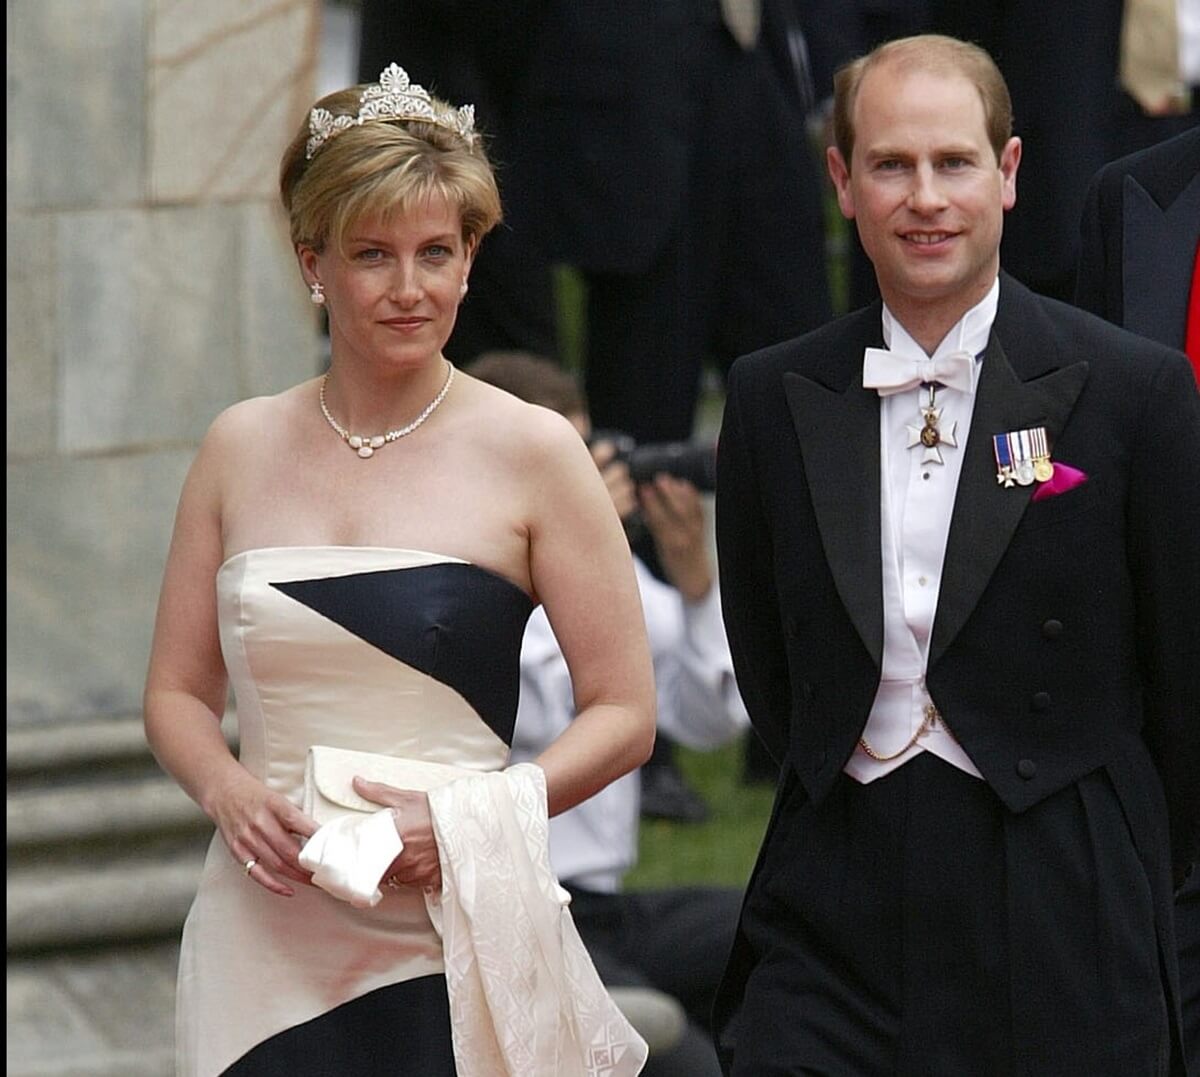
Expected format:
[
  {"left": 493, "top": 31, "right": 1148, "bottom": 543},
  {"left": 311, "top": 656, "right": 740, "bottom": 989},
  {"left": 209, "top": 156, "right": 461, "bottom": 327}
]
[{"left": 144, "top": 65, "right": 655, "bottom": 1076}]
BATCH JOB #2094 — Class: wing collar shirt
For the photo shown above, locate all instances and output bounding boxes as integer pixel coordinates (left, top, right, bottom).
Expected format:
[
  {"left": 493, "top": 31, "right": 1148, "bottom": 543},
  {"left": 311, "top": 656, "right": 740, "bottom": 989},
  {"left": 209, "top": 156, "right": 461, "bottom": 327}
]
[{"left": 845, "top": 277, "right": 999, "bottom": 783}]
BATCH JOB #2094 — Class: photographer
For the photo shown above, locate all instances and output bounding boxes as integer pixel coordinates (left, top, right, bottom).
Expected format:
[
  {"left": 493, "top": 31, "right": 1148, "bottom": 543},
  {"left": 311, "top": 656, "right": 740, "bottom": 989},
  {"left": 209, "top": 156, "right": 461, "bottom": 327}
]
[
  {"left": 590, "top": 429, "right": 725, "bottom": 822},
  {"left": 466, "top": 352, "right": 748, "bottom": 1077}
]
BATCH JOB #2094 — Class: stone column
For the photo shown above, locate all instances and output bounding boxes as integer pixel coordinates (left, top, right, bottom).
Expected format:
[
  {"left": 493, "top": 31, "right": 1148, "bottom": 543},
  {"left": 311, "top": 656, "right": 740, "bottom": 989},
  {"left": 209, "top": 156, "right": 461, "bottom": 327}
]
[{"left": 7, "top": 0, "right": 322, "bottom": 726}]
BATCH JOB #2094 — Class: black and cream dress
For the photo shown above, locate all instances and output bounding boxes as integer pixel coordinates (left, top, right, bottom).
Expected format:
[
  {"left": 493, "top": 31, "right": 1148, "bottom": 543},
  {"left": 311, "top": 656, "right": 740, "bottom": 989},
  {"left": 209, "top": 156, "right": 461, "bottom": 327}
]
[{"left": 176, "top": 547, "right": 534, "bottom": 1076}]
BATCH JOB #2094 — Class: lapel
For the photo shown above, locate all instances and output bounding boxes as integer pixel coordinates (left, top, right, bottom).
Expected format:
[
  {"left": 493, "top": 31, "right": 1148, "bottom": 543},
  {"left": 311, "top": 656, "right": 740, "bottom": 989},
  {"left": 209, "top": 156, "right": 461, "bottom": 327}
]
[
  {"left": 1122, "top": 168, "right": 1200, "bottom": 346},
  {"left": 780, "top": 285, "right": 1090, "bottom": 673},
  {"left": 929, "top": 279, "right": 1089, "bottom": 667},
  {"left": 783, "top": 310, "right": 884, "bottom": 669}
]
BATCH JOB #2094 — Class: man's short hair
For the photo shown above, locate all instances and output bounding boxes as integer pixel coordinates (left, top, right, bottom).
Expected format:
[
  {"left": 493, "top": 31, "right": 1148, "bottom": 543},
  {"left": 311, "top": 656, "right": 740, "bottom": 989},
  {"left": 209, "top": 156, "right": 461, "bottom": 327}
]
[
  {"left": 466, "top": 351, "right": 585, "bottom": 418},
  {"left": 833, "top": 34, "right": 1013, "bottom": 167}
]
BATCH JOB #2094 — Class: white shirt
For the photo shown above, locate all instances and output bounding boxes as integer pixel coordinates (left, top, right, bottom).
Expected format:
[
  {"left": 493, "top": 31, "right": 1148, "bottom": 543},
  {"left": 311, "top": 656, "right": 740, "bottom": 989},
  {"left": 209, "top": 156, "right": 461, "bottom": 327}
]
[
  {"left": 511, "top": 558, "right": 749, "bottom": 892},
  {"left": 844, "top": 279, "right": 999, "bottom": 784}
]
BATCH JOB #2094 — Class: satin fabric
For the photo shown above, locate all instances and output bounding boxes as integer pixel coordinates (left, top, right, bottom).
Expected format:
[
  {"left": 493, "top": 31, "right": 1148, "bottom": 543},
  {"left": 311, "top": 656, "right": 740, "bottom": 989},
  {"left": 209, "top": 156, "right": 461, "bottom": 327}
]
[
  {"left": 176, "top": 547, "right": 527, "bottom": 1077},
  {"left": 428, "top": 764, "right": 648, "bottom": 1076}
]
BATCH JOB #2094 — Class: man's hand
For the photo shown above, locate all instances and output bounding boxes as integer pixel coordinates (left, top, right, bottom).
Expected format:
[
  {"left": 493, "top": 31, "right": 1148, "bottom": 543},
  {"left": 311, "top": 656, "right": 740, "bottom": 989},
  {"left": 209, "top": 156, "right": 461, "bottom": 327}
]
[
  {"left": 639, "top": 475, "right": 713, "bottom": 602},
  {"left": 590, "top": 439, "right": 639, "bottom": 521}
]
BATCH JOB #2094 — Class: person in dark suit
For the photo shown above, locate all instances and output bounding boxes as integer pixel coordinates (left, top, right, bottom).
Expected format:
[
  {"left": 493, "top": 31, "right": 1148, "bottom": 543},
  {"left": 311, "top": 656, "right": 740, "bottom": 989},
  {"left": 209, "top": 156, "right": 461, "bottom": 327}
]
[
  {"left": 1075, "top": 125, "right": 1200, "bottom": 373},
  {"left": 485, "top": 0, "right": 840, "bottom": 806},
  {"left": 501, "top": 1, "right": 832, "bottom": 444},
  {"left": 715, "top": 33, "right": 1199, "bottom": 1075},
  {"left": 357, "top": 1, "right": 561, "bottom": 365},
  {"left": 931, "top": 0, "right": 1198, "bottom": 303},
  {"left": 793, "top": 0, "right": 936, "bottom": 312},
  {"left": 929, "top": 1, "right": 1128, "bottom": 301},
  {"left": 1075, "top": 123, "right": 1200, "bottom": 1072}
]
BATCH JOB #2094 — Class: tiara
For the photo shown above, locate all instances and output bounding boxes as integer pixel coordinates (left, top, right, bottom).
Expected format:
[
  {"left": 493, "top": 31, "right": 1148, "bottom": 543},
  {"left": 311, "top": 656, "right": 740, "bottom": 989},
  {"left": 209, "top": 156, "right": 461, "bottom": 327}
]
[{"left": 305, "top": 63, "right": 476, "bottom": 160}]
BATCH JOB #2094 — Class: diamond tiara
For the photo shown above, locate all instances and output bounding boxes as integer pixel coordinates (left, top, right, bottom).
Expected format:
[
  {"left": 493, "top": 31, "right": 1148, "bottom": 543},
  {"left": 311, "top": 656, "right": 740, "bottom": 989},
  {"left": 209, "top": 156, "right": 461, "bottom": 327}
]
[{"left": 305, "top": 63, "right": 476, "bottom": 160}]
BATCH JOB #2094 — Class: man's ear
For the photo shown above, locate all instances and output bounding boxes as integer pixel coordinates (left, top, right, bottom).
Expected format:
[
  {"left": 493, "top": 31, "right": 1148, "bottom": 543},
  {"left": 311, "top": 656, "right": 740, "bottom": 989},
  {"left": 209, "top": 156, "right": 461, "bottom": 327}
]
[
  {"left": 999, "top": 136, "right": 1021, "bottom": 212},
  {"left": 826, "top": 146, "right": 856, "bottom": 220}
]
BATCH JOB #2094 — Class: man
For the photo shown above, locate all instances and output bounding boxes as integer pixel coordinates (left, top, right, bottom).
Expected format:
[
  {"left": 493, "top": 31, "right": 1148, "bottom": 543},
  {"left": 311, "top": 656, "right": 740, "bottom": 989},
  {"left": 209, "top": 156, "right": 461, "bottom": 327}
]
[
  {"left": 715, "top": 34, "right": 1199, "bottom": 1075},
  {"left": 497, "top": 1, "right": 832, "bottom": 445},
  {"left": 1075, "top": 124, "right": 1200, "bottom": 1071},
  {"left": 467, "top": 352, "right": 749, "bottom": 1077}
]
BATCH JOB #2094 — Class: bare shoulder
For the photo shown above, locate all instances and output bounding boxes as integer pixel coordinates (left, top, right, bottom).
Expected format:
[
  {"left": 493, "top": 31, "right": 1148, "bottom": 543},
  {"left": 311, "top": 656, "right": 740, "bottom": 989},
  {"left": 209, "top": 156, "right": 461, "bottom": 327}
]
[
  {"left": 205, "top": 382, "right": 311, "bottom": 444},
  {"left": 188, "top": 381, "right": 316, "bottom": 490},
  {"left": 456, "top": 373, "right": 589, "bottom": 467}
]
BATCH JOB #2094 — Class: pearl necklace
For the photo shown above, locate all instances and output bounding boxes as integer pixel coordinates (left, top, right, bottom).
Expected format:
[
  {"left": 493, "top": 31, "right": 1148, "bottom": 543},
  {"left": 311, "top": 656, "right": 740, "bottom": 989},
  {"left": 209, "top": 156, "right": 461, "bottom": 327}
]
[{"left": 319, "top": 363, "right": 455, "bottom": 458}]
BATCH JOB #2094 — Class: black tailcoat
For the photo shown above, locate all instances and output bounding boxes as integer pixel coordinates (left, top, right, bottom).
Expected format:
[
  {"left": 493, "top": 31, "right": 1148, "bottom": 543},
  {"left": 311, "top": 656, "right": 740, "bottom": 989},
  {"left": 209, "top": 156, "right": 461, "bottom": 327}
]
[
  {"left": 715, "top": 274, "right": 1200, "bottom": 1072},
  {"left": 1075, "top": 126, "right": 1200, "bottom": 350}
]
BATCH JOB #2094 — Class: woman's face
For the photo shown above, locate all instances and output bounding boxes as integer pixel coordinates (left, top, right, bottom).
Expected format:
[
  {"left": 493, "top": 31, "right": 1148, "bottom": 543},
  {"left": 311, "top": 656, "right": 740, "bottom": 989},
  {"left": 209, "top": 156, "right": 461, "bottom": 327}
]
[{"left": 305, "top": 194, "right": 472, "bottom": 374}]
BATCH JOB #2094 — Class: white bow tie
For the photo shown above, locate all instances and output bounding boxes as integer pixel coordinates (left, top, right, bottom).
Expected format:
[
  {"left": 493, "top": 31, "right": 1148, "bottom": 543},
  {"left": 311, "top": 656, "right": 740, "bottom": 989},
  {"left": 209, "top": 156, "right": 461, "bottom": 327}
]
[{"left": 862, "top": 348, "right": 976, "bottom": 396}]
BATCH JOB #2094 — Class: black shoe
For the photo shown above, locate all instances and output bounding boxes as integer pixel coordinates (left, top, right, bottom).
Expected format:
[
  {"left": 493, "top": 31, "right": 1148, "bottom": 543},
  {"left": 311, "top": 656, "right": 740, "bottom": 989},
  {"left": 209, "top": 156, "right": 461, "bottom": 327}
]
[{"left": 639, "top": 763, "right": 710, "bottom": 824}]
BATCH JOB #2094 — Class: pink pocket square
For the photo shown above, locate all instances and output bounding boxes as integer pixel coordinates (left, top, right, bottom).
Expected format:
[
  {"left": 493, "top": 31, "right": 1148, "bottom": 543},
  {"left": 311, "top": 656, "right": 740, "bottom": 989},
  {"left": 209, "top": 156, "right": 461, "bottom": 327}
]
[{"left": 1031, "top": 462, "right": 1087, "bottom": 502}]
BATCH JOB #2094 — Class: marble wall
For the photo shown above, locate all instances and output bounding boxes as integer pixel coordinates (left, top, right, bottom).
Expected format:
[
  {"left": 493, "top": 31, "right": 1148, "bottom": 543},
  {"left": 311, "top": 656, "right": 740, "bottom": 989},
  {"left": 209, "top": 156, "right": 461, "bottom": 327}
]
[{"left": 7, "top": 0, "right": 323, "bottom": 725}]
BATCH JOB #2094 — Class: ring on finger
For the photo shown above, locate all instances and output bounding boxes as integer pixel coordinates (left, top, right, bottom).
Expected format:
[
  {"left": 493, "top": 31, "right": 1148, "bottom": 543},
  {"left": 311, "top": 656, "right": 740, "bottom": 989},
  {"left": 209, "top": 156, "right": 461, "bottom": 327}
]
[{"left": 243, "top": 858, "right": 257, "bottom": 875}]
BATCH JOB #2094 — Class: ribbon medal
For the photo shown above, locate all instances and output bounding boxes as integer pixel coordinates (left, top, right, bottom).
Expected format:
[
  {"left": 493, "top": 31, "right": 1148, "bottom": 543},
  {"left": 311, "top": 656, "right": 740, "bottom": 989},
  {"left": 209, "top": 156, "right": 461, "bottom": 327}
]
[{"left": 993, "top": 426, "right": 1052, "bottom": 488}]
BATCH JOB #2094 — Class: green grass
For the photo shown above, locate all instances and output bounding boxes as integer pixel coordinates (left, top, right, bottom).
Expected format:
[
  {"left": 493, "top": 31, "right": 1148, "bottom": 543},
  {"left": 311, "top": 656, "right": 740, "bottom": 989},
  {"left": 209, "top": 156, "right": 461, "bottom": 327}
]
[
  {"left": 625, "top": 738, "right": 775, "bottom": 891},
  {"left": 553, "top": 266, "right": 588, "bottom": 376}
]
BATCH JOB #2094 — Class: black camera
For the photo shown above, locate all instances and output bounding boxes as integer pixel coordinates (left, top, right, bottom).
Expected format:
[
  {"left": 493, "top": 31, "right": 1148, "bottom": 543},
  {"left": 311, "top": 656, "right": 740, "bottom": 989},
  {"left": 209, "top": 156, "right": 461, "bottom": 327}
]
[{"left": 591, "top": 431, "right": 717, "bottom": 492}]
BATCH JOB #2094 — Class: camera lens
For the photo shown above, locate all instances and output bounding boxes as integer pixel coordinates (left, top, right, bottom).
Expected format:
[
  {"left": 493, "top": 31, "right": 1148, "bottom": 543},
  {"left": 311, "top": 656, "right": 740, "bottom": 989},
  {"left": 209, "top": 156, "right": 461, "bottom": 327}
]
[{"left": 628, "top": 441, "right": 717, "bottom": 491}]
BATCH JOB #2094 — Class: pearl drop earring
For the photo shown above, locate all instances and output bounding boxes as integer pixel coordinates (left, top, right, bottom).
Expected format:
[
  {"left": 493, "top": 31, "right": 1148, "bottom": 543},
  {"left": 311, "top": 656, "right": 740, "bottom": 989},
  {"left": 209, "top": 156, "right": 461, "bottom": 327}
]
[{"left": 310, "top": 280, "right": 325, "bottom": 305}]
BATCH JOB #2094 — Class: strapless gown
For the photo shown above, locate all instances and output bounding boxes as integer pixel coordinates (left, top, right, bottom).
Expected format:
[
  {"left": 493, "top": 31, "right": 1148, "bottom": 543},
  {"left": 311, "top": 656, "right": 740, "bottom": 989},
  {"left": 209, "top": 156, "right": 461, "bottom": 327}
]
[{"left": 176, "top": 547, "right": 534, "bottom": 1077}]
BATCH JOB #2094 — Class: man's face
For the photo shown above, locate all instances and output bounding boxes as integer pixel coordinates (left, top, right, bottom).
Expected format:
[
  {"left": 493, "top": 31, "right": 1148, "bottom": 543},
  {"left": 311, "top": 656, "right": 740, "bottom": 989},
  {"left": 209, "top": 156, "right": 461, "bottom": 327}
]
[{"left": 828, "top": 62, "right": 1020, "bottom": 330}]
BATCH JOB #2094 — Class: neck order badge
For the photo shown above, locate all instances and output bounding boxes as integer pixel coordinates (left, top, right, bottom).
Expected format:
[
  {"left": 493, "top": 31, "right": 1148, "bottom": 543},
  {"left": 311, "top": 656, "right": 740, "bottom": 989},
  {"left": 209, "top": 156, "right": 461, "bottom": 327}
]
[{"left": 906, "top": 383, "right": 958, "bottom": 465}]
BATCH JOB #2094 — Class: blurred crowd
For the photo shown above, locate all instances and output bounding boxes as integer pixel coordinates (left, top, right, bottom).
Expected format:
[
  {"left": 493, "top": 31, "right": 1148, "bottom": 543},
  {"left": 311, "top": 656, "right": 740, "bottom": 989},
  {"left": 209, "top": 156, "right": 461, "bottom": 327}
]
[{"left": 348, "top": 0, "right": 1196, "bottom": 434}]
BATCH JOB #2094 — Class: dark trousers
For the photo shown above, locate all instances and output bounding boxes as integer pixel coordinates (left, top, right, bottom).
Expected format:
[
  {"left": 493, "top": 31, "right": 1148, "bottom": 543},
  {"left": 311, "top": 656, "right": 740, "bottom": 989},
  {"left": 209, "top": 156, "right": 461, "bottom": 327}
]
[
  {"left": 584, "top": 25, "right": 831, "bottom": 444},
  {"left": 568, "top": 883, "right": 743, "bottom": 1077},
  {"left": 443, "top": 225, "right": 559, "bottom": 367},
  {"left": 727, "top": 753, "right": 1172, "bottom": 1076}
]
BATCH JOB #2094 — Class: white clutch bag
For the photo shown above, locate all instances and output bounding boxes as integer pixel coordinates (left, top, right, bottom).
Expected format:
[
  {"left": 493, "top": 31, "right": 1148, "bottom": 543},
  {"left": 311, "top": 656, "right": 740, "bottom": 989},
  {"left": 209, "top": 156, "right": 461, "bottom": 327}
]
[
  {"left": 302, "top": 744, "right": 474, "bottom": 825},
  {"left": 299, "top": 746, "right": 477, "bottom": 908}
]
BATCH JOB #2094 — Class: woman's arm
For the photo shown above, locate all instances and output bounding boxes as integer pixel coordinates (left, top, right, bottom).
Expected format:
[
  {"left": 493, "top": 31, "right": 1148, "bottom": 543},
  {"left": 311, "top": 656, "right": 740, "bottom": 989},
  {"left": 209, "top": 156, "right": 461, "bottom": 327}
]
[
  {"left": 143, "top": 408, "right": 315, "bottom": 896},
  {"left": 524, "top": 413, "right": 657, "bottom": 817},
  {"left": 359, "top": 403, "right": 655, "bottom": 888}
]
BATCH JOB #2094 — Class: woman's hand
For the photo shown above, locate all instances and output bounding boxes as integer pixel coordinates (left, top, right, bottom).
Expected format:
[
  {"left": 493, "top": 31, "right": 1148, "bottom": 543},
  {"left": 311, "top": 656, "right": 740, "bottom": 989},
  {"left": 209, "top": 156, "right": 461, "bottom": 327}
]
[
  {"left": 209, "top": 770, "right": 317, "bottom": 897},
  {"left": 353, "top": 777, "right": 443, "bottom": 891}
]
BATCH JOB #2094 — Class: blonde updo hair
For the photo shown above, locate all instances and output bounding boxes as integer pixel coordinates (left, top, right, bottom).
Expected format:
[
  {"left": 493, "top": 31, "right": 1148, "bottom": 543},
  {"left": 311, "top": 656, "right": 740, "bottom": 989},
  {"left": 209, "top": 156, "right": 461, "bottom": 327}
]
[
  {"left": 280, "top": 84, "right": 502, "bottom": 255},
  {"left": 833, "top": 35, "right": 1013, "bottom": 168}
]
